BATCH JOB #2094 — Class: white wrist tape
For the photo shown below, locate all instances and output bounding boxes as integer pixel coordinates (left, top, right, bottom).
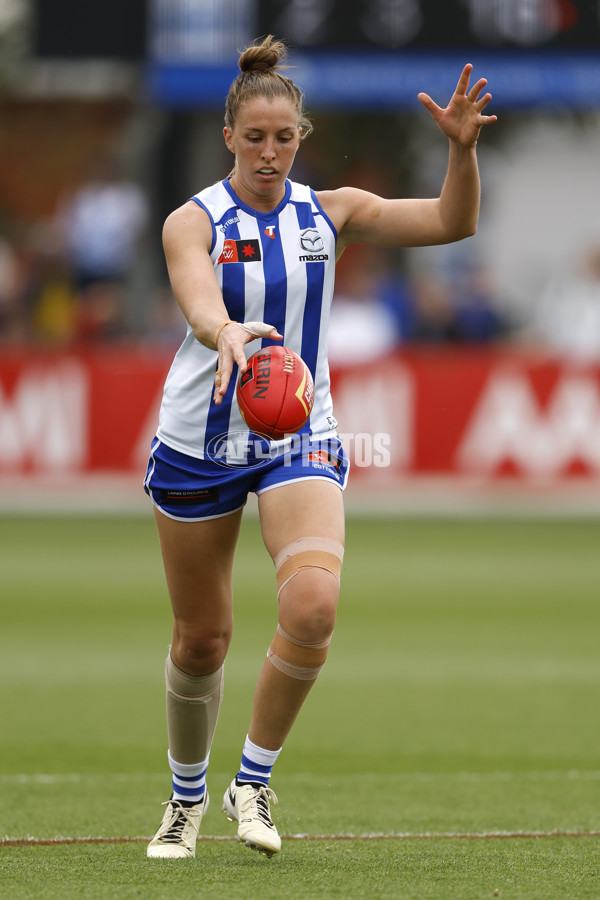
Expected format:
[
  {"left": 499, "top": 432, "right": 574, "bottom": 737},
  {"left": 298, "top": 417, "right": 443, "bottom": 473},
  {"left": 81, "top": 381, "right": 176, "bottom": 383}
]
[{"left": 239, "top": 321, "right": 276, "bottom": 338}]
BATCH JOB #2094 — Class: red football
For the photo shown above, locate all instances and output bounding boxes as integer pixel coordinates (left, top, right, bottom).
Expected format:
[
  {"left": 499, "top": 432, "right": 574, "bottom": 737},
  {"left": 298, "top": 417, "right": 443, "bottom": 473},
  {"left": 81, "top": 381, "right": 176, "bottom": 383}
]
[{"left": 236, "top": 345, "right": 314, "bottom": 440}]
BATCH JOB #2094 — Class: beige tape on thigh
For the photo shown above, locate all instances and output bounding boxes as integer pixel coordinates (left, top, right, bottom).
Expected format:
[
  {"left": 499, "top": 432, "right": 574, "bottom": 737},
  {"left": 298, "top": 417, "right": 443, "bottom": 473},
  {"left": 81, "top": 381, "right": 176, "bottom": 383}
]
[
  {"left": 275, "top": 537, "right": 344, "bottom": 595},
  {"left": 267, "top": 624, "right": 332, "bottom": 681}
]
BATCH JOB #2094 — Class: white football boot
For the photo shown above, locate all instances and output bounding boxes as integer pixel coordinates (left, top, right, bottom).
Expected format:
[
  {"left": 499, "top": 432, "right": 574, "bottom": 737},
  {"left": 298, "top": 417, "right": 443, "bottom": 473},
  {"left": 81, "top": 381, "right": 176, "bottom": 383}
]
[
  {"left": 222, "top": 780, "right": 281, "bottom": 857},
  {"left": 147, "top": 794, "right": 209, "bottom": 858}
]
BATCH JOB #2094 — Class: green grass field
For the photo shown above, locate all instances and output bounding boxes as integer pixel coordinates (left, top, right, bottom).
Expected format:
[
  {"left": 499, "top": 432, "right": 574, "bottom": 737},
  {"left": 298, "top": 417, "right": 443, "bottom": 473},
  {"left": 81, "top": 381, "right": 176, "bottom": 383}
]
[{"left": 1, "top": 513, "right": 600, "bottom": 899}]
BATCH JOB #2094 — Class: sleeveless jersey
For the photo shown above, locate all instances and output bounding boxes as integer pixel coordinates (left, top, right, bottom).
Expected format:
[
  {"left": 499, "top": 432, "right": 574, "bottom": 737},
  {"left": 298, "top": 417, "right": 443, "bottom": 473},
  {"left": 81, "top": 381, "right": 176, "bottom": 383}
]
[{"left": 156, "top": 178, "right": 339, "bottom": 462}]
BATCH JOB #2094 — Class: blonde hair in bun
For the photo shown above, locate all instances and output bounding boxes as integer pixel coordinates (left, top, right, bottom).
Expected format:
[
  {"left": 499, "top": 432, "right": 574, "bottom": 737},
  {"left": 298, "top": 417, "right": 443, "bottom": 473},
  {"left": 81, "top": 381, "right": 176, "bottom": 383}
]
[{"left": 225, "top": 35, "right": 313, "bottom": 140}]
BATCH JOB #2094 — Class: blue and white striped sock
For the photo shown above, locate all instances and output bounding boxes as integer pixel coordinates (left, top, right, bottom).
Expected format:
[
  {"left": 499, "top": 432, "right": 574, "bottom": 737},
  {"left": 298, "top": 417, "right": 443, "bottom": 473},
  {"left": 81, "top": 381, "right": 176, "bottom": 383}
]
[
  {"left": 168, "top": 750, "right": 209, "bottom": 804},
  {"left": 236, "top": 735, "right": 281, "bottom": 787}
]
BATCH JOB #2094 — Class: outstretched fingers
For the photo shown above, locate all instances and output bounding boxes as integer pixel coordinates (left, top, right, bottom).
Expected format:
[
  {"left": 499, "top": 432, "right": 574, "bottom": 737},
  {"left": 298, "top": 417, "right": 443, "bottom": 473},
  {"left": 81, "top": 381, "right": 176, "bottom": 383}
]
[
  {"left": 419, "top": 64, "right": 497, "bottom": 137},
  {"left": 454, "top": 63, "right": 474, "bottom": 96},
  {"left": 417, "top": 91, "right": 440, "bottom": 115},
  {"left": 475, "top": 92, "right": 495, "bottom": 113},
  {"left": 461, "top": 69, "right": 498, "bottom": 126},
  {"left": 465, "top": 74, "right": 497, "bottom": 120},
  {"left": 467, "top": 77, "right": 488, "bottom": 103}
]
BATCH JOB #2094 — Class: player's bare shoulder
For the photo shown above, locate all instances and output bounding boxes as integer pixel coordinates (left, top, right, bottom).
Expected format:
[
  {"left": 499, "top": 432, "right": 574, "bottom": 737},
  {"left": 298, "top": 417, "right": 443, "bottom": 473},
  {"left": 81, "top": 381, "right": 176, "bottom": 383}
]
[
  {"left": 315, "top": 187, "right": 358, "bottom": 231},
  {"left": 162, "top": 199, "right": 213, "bottom": 254},
  {"left": 316, "top": 186, "right": 377, "bottom": 254}
]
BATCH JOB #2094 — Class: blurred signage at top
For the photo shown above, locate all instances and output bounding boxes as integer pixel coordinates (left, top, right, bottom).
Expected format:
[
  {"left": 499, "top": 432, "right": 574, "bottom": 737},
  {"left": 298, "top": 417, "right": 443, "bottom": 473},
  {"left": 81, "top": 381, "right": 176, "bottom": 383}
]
[
  {"left": 255, "top": 0, "right": 600, "bottom": 50},
  {"left": 32, "top": 0, "right": 600, "bottom": 60},
  {"left": 148, "top": 0, "right": 600, "bottom": 109},
  {"left": 152, "top": 0, "right": 600, "bottom": 60},
  {"left": 151, "top": 0, "right": 252, "bottom": 63},
  {"left": 34, "top": 0, "right": 599, "bottom": 108}
]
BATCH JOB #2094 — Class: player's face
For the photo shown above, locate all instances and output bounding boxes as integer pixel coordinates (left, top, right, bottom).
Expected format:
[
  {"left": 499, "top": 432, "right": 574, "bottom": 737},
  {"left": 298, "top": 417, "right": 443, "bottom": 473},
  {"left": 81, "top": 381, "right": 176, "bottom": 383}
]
[{"left": 224, "top": 95, "right": 301, "bottom": 210}]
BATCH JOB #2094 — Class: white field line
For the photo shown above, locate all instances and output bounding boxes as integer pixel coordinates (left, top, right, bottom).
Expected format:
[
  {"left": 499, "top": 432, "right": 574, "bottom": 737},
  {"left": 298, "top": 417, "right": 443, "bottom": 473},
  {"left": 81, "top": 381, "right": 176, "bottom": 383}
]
[
  {"left": 4, "top": 770, "right": 600, "bottom": 784},
  {"left": 2, "top": 831, "right": 600, "bottom": 847},
  {"left": 3, "top": 772, "right": 600, "bottom": 846}
]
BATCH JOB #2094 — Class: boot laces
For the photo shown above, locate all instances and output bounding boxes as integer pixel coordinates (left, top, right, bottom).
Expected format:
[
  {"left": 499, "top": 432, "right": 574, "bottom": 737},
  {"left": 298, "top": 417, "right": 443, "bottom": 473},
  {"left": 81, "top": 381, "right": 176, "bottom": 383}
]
[
  {"left": 159, "top": 801, "right": 198, "bottom": 844},
  {"left": 240, "top": 785, "right": 278, "bottom": 827}
]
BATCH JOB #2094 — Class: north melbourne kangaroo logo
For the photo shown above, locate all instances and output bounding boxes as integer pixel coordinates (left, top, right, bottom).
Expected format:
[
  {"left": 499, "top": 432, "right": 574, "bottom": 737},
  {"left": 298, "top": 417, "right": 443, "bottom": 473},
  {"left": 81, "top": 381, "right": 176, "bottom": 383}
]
[{"left": 299, "top": 228, "right": 328, "bottom": 261}]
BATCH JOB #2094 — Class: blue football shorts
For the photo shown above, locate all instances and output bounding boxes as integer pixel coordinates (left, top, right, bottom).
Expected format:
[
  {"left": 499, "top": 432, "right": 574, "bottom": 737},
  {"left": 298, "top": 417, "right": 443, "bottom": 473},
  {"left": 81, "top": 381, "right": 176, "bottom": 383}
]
[{"left": 144, "top": 433, "right": 350, "bottom": 521}]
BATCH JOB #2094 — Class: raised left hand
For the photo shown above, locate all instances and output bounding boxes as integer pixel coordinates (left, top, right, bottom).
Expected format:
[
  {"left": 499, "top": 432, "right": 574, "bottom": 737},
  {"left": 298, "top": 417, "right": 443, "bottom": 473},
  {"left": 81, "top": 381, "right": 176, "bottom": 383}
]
[{"left": 418, "top": 64, "right": 497, "bottom": 147}]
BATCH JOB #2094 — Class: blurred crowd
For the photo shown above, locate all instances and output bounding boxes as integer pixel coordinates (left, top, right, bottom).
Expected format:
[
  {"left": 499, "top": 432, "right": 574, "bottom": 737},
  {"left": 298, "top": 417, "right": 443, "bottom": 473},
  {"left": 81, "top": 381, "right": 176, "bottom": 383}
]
[
  {"left": 0, "top": 154, "right": 152, "bottom": 345},
  {"left": 327, "top": 243, "right": 508, "bottom": 365},
  {"left": 0, "top": 194, "right": 508, "bottom": 353},
  {"left": 0, "top": 145, "right": 514, "bottom": 354},
  {"left": 0, "top": 219, "right": 510, "bottom": 354},
  {"left": 2, "top": 141, "right": 600, "bottom": 362}
]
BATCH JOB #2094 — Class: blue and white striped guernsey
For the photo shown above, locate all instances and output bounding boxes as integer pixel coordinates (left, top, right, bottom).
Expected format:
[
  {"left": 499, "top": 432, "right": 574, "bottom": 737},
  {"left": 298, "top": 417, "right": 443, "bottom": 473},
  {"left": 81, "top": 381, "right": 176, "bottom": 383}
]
[{"left": 156, "top": 178, "right": 339, "bottom": 461}]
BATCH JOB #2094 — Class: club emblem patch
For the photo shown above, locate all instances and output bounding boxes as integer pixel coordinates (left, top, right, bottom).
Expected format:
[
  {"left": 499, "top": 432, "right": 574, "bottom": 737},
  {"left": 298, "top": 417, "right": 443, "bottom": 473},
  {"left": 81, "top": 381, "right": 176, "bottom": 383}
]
[{"left": 218, "top": 239, "right": 261, "bottom": 264}]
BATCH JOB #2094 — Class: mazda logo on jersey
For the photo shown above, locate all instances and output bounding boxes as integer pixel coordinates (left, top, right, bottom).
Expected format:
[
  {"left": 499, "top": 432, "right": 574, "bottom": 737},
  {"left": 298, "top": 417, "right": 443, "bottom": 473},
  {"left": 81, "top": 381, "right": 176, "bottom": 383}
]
[
  {"left": 298, "top": 227, "right": 328, "bottom": 262},
  {"left": 217, "top": 239, "right": 261, "bottom": 264},
  {"left": 299, "top": 228, "right": 324, "bottom": 253}
]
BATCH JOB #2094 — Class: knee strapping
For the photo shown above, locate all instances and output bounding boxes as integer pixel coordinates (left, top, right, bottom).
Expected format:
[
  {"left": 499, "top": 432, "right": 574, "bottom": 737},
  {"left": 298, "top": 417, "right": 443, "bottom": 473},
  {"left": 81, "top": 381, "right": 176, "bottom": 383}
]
[
  {"left": 274, "top": 537, "right": 344, "bottom": 596},
  {"left": 267, "top": 623, "right": 332, "bottom": 681}
]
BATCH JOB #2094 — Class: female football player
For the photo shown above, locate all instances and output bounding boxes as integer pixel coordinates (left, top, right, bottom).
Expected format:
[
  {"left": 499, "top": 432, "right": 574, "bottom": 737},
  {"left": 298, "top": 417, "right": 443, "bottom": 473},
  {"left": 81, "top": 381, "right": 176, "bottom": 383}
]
[{"left": 145, "top": 35, "right": 496, "bottom": 858}]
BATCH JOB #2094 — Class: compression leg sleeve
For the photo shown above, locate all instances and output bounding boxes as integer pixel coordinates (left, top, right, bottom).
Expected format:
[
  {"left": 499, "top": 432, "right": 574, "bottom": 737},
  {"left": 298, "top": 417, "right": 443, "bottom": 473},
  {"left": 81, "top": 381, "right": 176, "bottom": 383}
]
[{"left": 165, "top": 652, "right": 224, "bottom": 765}]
